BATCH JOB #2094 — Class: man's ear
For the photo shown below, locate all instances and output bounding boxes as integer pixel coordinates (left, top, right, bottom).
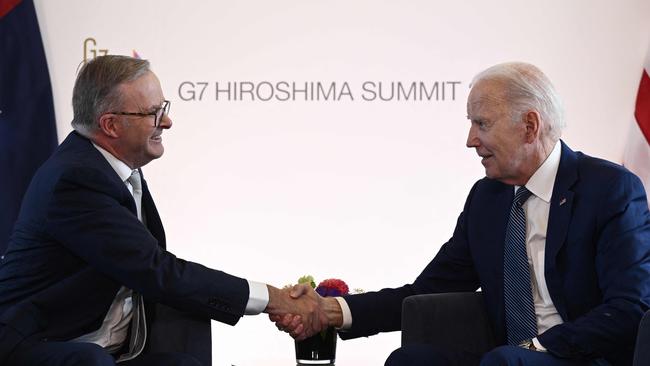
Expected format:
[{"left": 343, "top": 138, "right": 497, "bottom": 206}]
[
  {"left": 523, "top": 110, "right": 541, "bottom": 143},
  {"left": 98, "top": 113, "right": 120, "bottom": 138}
]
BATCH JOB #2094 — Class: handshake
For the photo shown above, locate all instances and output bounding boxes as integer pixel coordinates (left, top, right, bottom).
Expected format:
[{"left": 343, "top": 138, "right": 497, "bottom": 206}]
[{"left": 264, "top": 284, "right": 344, "bottom": 341}]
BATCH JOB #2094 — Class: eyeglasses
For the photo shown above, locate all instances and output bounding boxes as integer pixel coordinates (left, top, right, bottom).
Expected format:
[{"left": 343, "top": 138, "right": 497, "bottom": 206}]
[{"left": 107, "top": 100, "right": 171, "bottom": 127}]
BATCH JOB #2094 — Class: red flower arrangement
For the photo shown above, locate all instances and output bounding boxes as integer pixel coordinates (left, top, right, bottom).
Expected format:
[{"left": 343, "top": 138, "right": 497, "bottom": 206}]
[
  {"left": 297, "top": 275, "right": 352, "bottom": 297},
  {"left": 315, "top": 279, "right": 349, "bottom": 297}
]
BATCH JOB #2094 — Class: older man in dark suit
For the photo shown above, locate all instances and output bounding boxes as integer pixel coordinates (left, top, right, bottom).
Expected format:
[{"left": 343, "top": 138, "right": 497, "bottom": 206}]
[
  {"left": 0, "top": 55, "right": 326, "bottom": 366},
  {"left": 276, "top": 62, "right": 650, "bottom": 365}
]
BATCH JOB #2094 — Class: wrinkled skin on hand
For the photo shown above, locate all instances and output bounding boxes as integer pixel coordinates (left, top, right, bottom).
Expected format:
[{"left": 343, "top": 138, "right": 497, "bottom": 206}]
[{"left": 265, "top": 284, "right": 330, "bottom": 340}]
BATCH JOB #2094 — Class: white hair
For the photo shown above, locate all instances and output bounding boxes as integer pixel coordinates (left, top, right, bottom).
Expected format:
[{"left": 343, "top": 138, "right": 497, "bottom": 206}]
[{"left": 471, "top": 62, "right": 565, "bottom": 141}]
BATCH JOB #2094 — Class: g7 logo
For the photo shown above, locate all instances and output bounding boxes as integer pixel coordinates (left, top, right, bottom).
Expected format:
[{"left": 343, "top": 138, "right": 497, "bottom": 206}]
[
  {"left": 178, "top": 82, "right": 209, "bottom": 101},
  {"left": 83, "top": 38, "right": 108, "bottom": 62}
]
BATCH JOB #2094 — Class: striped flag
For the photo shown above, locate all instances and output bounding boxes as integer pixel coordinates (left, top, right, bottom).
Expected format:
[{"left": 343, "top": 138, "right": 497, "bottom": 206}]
[
  {"left": 0, "top": 0, "right": 58, "bottom": 254},
  {"left": 623, "top": 42, "right": 650, "bottom": 207}
]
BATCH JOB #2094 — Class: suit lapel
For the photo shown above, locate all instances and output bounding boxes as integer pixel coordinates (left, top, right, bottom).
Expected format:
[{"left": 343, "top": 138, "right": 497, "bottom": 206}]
[
  {"left": 67, "top": 132, "right": 137, "bottom": 215},
  {"left": 70, "top": 132, "right": 165, "bottom": 247},
  {"left": 140, "top": 172, "right": 166, "bottom": 249},
  {"left": 494, "top": 186, "right": 514, "bottom": 285},
  {"left": 544, "top": 141, "right": 578, "bottom": 320}
]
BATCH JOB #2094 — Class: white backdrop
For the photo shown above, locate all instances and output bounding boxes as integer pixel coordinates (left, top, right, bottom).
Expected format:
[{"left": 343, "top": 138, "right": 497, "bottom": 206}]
[{"left": 34, "top": 1, "right": 650, "bottom": 365}]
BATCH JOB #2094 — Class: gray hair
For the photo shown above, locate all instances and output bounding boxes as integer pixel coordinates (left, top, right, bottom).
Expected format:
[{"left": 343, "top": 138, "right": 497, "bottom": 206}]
[
  {"left": 71, "top": 55, "right": 151, "bottom": 136},
  {"left": 471, "top": 62, "right": 565, "bottom": 141}
]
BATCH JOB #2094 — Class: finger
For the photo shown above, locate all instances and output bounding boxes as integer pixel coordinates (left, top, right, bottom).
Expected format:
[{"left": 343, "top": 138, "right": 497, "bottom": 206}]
[
  {"left": 310, "top": 317, "right": 322, "bottom": 334},
  {"left": 280, "top": 313, "right": 294, "bottom": 327},
  {"left": 289, "top": 314, "right": 302, "bottom": 329},
  {"left": 290, "top": 323, "right": 305, "bottom": 339},
  {"left": 315, "top": 310, "right": 329, "bottom": 333},
  {"left": 290, "top": 283, "right": 311, "bottom": 298}
]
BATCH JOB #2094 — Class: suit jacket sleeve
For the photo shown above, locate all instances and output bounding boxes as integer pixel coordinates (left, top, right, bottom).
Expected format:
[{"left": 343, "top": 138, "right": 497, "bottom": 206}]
[
  {"left": 43, "top": 165, "right": 249, "bottom": 326},
  {"left": 538, "top": 170, "right": 650, "bottom": 360},
  {"left": 340, "top": 182, "right": 482, "bottom": 339}
]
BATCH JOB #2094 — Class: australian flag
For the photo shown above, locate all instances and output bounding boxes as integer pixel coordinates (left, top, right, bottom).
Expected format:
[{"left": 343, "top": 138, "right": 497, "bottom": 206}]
[{"left": 0, "top": 0, "right": 58, "bottom": 254}]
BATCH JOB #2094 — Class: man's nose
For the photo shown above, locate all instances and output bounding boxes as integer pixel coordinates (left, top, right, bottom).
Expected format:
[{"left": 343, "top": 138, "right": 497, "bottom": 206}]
[
  {"left": 159, "top": 113, "right": 172, "bottom": 129},
  {"left": 466, "top": 125, "right": 479, "bottom": 148}
]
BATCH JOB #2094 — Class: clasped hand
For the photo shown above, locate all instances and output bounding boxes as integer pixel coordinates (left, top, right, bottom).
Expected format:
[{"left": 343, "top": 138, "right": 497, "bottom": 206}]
[{"left": 265, "top": 283, "right": 331, "bottom": 341}]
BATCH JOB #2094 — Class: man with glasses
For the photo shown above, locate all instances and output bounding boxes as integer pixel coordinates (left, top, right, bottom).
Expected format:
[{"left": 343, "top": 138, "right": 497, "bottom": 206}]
[{"left": 0, "top": 55, "right": 324, "bottom": 366}]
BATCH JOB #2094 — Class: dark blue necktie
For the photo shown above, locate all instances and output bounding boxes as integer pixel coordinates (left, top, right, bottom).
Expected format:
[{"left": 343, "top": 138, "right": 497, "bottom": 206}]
[{"left": 504, "top": 186, "right": 537, "bottom": 345}]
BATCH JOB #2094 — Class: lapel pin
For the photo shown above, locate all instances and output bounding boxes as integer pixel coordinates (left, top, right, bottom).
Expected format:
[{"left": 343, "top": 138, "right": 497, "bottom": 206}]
[{"left": 559, "top": 197, "right": 567, "bottom": 206}]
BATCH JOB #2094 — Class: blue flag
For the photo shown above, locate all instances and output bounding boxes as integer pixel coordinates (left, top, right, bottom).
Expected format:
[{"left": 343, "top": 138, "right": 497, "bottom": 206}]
[{"left": 0, "top": 0, "right": 58, "bottom": 254}]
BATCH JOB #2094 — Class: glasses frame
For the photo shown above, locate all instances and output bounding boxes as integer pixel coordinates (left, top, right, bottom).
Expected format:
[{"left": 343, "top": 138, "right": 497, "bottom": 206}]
[{"left": 107, "top": 100, "right": 170, "bottom": 127}]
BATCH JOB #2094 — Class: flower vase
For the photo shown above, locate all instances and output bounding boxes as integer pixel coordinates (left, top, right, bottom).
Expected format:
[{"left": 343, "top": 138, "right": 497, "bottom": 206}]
[{"left": 295, "top": 326, "right": 337, "bottom": 365}]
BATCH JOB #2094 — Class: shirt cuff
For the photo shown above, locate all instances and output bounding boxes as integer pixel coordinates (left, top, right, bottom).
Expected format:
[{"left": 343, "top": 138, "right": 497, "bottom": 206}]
[
  {"left": 244, "top": 280, "right": 269, "bottom": 315},
  {"left": 532, "top": 337, "right": 547, "bottom": 352},
  {"left": 334, "top": 297, "right": 353, "bottom": 330}
]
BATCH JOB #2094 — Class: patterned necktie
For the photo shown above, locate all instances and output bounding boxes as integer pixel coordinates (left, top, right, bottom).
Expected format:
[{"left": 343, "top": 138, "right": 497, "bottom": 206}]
[{"left": 503, "top": 186, "right": 537, "bottom": 345}]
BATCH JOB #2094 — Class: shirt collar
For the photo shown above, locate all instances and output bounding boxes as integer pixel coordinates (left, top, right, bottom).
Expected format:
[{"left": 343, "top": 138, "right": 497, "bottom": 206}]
[
  {"left": 518, "top": 141, "right": 561, "bottom": 203},
  {"left": 92, "top": 143, "right": 134, "bottom": 183}
]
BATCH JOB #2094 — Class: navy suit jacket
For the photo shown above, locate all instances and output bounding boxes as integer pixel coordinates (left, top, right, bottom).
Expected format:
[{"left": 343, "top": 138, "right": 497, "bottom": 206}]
[
  {"left": 0, "top": 131, "right": 250, "bottom": 363},
  {"left": 341, "top": 142, "right": 650, "bottom": 365}
]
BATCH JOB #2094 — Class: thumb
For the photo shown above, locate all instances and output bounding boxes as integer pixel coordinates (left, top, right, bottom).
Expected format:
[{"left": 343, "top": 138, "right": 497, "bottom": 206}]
[{"left": 290, "top": 283, "right": 312, "bottom": 298}]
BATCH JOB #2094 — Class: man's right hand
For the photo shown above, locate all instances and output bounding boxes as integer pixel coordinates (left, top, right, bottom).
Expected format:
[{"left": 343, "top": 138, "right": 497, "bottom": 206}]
[
  {"left": 266, "top": 283, "right": 343, "bottom": 340},
  {"left": 264, "top": 284, "right": 327, "bottom": 340}
]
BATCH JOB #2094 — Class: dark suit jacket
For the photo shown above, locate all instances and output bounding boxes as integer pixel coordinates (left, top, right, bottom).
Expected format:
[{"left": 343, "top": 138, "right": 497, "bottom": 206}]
[
  {"left": 0, "top": 131, "right": 250, "bottom": 364},
  {"left": 341, "top": 141, "right": 650, "bottom": 365}
]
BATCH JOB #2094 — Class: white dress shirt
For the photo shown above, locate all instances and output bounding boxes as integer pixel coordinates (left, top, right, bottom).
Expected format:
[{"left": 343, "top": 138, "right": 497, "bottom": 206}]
[
  {"left": 337, "top": 141, "right": 564, "bottom": 350},
  {"left": 70, "top": 143, "right": 269, "bottom": 353},
  {"left": 519, "top": 141, "right": 563, "bottom": 349}
]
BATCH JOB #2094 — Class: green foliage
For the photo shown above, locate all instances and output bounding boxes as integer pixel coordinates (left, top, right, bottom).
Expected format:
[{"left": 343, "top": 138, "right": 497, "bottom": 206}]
[{"left": 298, "top": 275, "right": 316, "bottom": 289}]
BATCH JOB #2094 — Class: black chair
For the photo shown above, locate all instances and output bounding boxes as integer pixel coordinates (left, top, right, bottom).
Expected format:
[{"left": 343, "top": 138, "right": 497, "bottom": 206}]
[
  {"left": 401, "top": 292, "right": 496, "bottom": 356},
  {"left": 635, "top": 308, "right": 650, "bottom": 366},
  {"left": 147, "top": 304, "right": 212, "bottom": 366},
  {"left": 401, "top": 292, "right": 650, "bottom": 366}
]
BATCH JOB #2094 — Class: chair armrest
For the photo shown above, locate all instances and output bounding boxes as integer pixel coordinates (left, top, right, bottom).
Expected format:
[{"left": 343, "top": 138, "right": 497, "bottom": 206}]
[
  {"left": 634, "top": 309, "right": 650, "bottom": 366},
  {"left": 401, "top": 292, "right": 496, "bottom": 354}
]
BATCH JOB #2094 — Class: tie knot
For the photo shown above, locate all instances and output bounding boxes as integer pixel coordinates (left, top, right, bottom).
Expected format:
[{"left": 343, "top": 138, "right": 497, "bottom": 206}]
[
  {"left": 127, "top": 170, "right": 142, "bottom": 192},
  {"left": 514, "top": 186, "right": 532, "bottom": 207}
]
